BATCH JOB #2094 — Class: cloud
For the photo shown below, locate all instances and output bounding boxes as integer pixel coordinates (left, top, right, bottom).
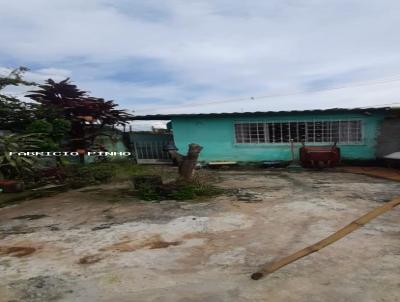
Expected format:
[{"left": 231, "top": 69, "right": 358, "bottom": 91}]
[
  {"left": 36, "top": 68, "right": 71, "bottom": 78},
  {"left": 1, "top": 0, "right": 400, "bottom": 128}
]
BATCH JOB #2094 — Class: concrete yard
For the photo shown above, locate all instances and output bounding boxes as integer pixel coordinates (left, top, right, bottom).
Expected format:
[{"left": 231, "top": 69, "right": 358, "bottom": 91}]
[{"left": 1, "top": 169, "right": 400, "bottom": 302}]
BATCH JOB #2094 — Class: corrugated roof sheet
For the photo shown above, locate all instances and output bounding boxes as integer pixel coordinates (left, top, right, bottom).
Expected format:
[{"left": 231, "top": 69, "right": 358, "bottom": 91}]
[{"left": 131, "top": 107, "right": 392, "bottom": 120}]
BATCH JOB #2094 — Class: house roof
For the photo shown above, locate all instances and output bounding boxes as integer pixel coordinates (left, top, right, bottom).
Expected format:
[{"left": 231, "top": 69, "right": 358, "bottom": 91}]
[{"left": 131, "top": 107, "right": 392, "bottom": 120}]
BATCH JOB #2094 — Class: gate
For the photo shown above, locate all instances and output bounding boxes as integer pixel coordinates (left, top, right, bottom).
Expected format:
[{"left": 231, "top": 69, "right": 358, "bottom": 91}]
[{"left": 131, "top": 132, "right": 173, "bottom": 164}]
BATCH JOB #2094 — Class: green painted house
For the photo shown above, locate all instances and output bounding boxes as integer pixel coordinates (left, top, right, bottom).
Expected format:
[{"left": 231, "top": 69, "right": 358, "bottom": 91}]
[{"left": 133, "top": 107, "right": 396, "bottom": 163}]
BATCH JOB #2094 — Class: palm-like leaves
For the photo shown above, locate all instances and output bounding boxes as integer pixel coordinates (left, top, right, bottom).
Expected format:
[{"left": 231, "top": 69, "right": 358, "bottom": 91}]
[
  {"left": 26, "top": 78, "right": 132, "bottom": 125},
  {"left": 26, "top": 79, "right": 133, "bottom": 154},
  {"left": 0, "top": 133, "right": 42, "bottom": 179}
]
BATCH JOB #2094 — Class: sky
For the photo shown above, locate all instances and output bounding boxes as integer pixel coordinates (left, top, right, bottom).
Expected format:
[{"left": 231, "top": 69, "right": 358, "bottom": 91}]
[{"left": 1, "top": 0, "right": 400, "bottom": 129}]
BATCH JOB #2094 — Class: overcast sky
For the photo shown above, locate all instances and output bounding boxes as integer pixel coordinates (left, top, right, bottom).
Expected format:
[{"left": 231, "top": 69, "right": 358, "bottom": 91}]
[{"left": 1, "top": 0, "right": 400, "bottom": 123}]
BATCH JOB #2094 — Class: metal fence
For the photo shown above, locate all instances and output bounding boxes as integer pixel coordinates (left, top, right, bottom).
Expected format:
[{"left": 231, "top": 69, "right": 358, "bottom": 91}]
[{"left": 133, "top": 139, "right": 172, "bottom": 164}]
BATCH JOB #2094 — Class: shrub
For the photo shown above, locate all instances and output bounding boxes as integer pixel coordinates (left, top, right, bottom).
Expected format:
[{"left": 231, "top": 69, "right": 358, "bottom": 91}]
[
  {"left": 26, "top": 119, "right": 53, "bottom": 134},
  {"left": 136, "top": 183, "right": 161, "bottom": 201},
  {"left": 51, "top": 119, "right": 71, "bottom": 141},
  {"left": 133, "top": 179, "right": 224, "bottom": 201},
  {"left": 0, "top": 133, "right": 43, "bottom": 179},
  {"left": 89, "top": 165, "right": 115, "bottom": 182},
  {"left": 65, "top": 163, "right": 115, "bottom": 188},
  {"left": 63, "top": 159, "right": 151, "bottom": 189}
]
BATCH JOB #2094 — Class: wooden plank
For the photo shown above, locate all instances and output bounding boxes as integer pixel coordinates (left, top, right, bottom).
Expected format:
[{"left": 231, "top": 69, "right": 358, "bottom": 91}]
[
  {"left": 251, "top": 196, "right": 400, "bottom": 280},
  {"left": 208, "top": 161, "right": 238, "bottom": 165}
]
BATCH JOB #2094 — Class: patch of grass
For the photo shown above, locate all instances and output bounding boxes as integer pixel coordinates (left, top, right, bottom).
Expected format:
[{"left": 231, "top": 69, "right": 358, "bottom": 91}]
[
  {"left": 112, "top": 162, "right": 148, "bottom": 181},
  {"left": 168, "top": 181, "right": 224, "bottom": 200},
  {"left": 45, "top": 159, "right": 176, "bottom": 191},
  {"left": 135, "top": 183, "right": 161, "bottom": 201},
  {"left": 81, "top": 159, "right": 161, "bottom": 182},
  {"left": 65, "top": 160, "right": 145, "bottom": 188},
  {"left": 134, "top": 179, "right": 224, "bottom": 201},
  {"left": 65, "top": 164, "right": 115, "bottom": 189}
]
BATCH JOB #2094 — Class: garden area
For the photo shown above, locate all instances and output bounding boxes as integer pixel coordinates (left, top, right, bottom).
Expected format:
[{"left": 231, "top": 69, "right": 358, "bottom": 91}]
[
  {"left": 0, "top": 68, "right": 220, "bottom": 207},
  {"left": 0, "top": 67, "right": 128, "bottom": 200}
]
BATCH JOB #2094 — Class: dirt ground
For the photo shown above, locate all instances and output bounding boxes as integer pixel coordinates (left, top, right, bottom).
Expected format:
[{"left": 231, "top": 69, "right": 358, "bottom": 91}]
[{"left": 1, "top": 168, "right": 400, "bottom": 302}]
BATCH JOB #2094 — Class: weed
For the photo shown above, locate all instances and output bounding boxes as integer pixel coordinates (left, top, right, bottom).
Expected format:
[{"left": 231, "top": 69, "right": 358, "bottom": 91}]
[
  {"left": 135, "top": 183, "right": 162, "bottom": 201},
  {"left": 168, "top": 181, "right": 224, "bottom": 200},
  {"left": 134, "top": 179, "right": 224, "bottom": 201}
]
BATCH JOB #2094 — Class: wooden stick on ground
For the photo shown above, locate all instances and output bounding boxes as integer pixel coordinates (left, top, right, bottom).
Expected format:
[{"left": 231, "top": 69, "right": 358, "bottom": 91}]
[{"left": 251, "top": 197, "right": 400, "bottom": 280}]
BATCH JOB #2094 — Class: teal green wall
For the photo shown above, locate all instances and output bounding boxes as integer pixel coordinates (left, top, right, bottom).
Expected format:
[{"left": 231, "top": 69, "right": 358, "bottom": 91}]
[{"left": 171, "top": 112, "right": 386, "bottom": 162}]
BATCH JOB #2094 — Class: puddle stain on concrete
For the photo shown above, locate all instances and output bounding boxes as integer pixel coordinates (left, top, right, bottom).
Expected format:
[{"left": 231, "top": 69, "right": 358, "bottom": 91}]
[
  {"left": 100, "top": 235, "right": 182, "bottom": 253},
  {"left": 12, "top": 214, "right": 48, "bottom": 221},
  {"left": 78, "top": 254, "right": 103, "bottom": 265},
  {"left": 148, "top": 240, "right": 181, "bottom": 249},
  {"left": 0, "top": 246, "right": 36, "bottom": 257}
]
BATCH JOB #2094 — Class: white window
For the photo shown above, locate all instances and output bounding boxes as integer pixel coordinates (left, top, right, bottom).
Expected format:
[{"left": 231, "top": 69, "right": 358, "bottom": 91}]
[{"left": 234, "top": 120, "right": 362, "bottom": 144}]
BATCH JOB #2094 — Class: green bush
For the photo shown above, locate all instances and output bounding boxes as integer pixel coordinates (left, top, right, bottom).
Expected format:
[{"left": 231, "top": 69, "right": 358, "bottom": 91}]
[
  {"left": 0, "top": 133, "right": 42, "bottom": 179},
  {"left": 65, "top": 163, "right": 116, "bottom": 188},
  {"left": 89, "top": 165, "right": 115, "bottom": 182},
  {"left": 51, "top": 119, "right": 71, "bottom": 141},
  {"left": 136, "top": 183, "right": 161, "bottom": 201},
  {"left": 63, "top": 159, "right": 150, "bottom": 189},
  {"left": 26, "top": 119, "right": 53, "bottom": 134},
  {"left": 25, "top": 119, "right": 71, "bottom": 151}
]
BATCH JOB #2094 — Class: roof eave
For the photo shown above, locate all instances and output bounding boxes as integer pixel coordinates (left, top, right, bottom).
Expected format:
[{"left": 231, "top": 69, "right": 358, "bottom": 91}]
[{"left": 131, "top": 107, "right": 392, "bottom": 120}]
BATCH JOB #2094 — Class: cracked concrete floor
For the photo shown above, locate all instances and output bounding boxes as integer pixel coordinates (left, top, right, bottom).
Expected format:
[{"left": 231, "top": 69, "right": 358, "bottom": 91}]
[{"left": 0, "top": 169, "right": 400, "bottom": 302}]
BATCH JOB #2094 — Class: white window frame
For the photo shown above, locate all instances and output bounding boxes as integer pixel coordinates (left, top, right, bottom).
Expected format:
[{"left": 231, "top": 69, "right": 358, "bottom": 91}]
[{"left": 234, "top": 120, "right": 363, "bottom": 145}]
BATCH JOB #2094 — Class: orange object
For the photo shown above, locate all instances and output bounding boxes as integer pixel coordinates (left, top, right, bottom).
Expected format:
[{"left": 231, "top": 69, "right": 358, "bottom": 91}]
[
  {"left": 76, "top": 149, "right": 86, "bottom": 155},
  {"left": 77, "top": 116, "right": 95, "bottom": 122}
]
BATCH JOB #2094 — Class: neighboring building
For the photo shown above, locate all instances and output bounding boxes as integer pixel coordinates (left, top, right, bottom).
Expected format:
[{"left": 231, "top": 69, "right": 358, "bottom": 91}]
[{"left": 133, "top": 107, "right": 398, "bottom": 163}]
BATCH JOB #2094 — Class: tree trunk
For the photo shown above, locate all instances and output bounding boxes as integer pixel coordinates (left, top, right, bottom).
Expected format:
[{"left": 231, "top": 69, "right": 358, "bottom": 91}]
[{"left": 168, "top": 143, "right": 203, "bottom": 182}]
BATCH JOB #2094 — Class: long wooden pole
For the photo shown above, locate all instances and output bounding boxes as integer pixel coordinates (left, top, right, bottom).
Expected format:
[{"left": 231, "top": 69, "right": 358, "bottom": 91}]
[{"left": 251, "top": 197, "right": 400, "bottom": 280}]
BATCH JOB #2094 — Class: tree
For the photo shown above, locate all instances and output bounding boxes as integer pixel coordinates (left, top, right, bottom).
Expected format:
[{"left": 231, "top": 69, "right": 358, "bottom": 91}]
[
  {"left": 167, "top": 143, "right": 203, "bottom": 182},
  {"left": 26, "top": 78, "right": 133, "bottom": 162},
  {"left": 0, "top": 67, "right": 36, "bottom": 131}
]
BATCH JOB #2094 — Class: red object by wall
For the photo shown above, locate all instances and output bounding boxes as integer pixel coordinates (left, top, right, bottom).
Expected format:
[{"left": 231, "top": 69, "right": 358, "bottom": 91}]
[
  {"left": 0, "top": 180, "right": 24, "bottom": 193},
  {"left": 299, "top": 145, "right": 341, "bottom": 168}
]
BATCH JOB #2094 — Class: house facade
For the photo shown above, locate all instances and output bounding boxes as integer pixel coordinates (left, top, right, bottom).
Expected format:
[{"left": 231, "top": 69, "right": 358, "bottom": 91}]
[{"left": 133, "top": 108, "right": 395, "bottom": 163}]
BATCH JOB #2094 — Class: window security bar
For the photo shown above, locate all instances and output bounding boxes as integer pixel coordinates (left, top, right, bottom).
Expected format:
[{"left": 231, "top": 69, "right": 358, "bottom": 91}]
[{"left": 234, "top": 120, "right": 362, "bottom": 144}]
